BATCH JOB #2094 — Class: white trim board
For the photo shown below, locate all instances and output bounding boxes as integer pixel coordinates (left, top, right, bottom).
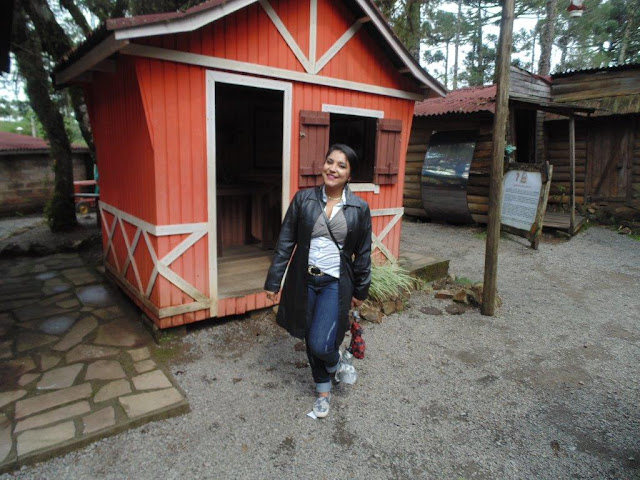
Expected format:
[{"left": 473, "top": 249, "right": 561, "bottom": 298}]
[
  {"left": 314, "top": 17, "right": 367, "bottom": 75},
  {"left": 349, "top": 183, "right": 380, "bottom": 194},
  {"left": 258, "top": 0, "right": 312, "bottom": 73},
  {"left": 309, "top": 0, "right": 317, "bottom": 69},
  {"left": 98, "top": 201, "right": 210, "bottom": 315},
  {"left": 369, "top": 206, "right": 404, "bottom": 262},
  {"left": 354, "top": 0, "right": 446, "bottom": 96},
  {"left": 57, "top": 0, "right": 444, "bottom": 97},
  {"left": 322, "top": 104, "right": 384, "bottom": 118},
  {"left": 105, "top": 262, "right": 210, "bottom": 319},
  {"left": 205, "top": 70, "right": 293, "bottom": 316},
  {"left": 56, "top": 35, "right": 128, "bottom": 86},
  {"left": 113, "top": 0, "right": 257, "bottom": 40},
  {"left": 121, "top": 43, "right": 424, "bottom": 101}
]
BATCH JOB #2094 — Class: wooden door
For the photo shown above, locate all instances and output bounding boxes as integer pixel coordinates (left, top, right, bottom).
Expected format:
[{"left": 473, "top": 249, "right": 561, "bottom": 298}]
[{"left": 587, "top": 118, "right": 633, "bottom": 202}]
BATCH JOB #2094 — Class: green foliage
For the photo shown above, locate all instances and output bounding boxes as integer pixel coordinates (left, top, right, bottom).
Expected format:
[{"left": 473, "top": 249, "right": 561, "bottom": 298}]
[
  {"left": 369, "top": 261, "right": 415, "bottom": 302},
  {"left": 455, "top": 276, "right": 475, "bottom": 286},
  {"left": 554, "top": 0, "right": 640, "bottom": 71}
]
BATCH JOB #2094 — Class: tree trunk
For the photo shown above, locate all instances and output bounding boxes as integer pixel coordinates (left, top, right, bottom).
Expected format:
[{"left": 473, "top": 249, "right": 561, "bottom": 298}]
[
  {"left": 476, "top": 2, "right": 484, "bottom": 84},
  {"left": 531, "top": 13, "right": 538, "bottom": 69},
  {"left": 405, "top": 0, "right": 423, "bottom": 61},
  {"left": 537, "top": 0, "right": 558, "bottom": 76},
  {"left": 13, "top": 9, "right": 76, "bottom": 231},
  {"left": 453, "top": 0, "right": 462, "bottom": 89},
  {"left": 444, "top": 39, "right": 450, "bottom": 89},
  {"left": 24, "top": 0, "right": 96, "bottom": 160},
  {"left": 618, "top": 3, "right": 637, "bottom": 63},
  {"left": 557, "top": 34, "right": 568, "bottom": 71},
  {"left": 59, "top": 0, "right": 91, "bottom": 36}
]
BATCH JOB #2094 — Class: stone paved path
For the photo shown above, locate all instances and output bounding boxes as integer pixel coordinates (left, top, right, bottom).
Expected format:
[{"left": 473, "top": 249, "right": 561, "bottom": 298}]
[{"left": 0, "top": 253, "right": 188, "bottom": 473}]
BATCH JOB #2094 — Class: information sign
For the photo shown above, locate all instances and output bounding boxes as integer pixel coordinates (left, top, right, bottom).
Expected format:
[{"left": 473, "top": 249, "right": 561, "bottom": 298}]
[
  {"left": 500, "top": 162, "right": 552, "bottom": 249},
  {"left": 502, "top": 170, "right": 542, "bottom": 231}
]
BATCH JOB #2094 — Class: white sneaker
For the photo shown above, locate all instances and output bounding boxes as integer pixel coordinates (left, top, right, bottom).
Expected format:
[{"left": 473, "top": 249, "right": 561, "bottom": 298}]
[{"left": 312, "top": 394, "right": 331, "bottom": 418}]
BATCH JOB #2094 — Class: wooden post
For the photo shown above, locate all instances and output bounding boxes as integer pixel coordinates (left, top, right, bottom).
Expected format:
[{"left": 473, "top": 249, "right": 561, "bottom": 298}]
[
  {"left": 569, "top": 115, "right": 576, "bottom": 233},
  {"left": 481, "top": 0, "right": 515, "bottom": 316}
]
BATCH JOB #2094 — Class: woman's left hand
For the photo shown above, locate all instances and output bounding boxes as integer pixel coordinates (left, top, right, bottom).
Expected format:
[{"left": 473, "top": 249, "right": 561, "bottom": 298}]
[{"left": 351, "top": 297, "right": 364, "bottom": 309}]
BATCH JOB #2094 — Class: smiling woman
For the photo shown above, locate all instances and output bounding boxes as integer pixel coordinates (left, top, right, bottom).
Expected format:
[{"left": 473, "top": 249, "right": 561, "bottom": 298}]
[{"left": 264, "top": 143, "right": 372, "bottom": 419}]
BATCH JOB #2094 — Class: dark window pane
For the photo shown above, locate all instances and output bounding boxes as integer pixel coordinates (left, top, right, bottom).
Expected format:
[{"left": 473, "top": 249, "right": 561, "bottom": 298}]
[{"left": 329, "top": 113, "right": 376, "bottom": 183}]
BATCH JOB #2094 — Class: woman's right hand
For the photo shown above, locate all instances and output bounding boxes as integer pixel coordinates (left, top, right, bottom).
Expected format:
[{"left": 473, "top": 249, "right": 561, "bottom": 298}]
[{"left": 265, "top": 290, "right": 278, "bottom": 302}]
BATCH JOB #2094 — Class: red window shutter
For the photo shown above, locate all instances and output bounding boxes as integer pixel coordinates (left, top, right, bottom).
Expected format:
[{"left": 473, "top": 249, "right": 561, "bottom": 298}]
[
  {"left": 299, "top": 111, "right": 330, "bottom": 187},
  {"left": 374, "top": 118, "right": 403, "bottom": 185}
]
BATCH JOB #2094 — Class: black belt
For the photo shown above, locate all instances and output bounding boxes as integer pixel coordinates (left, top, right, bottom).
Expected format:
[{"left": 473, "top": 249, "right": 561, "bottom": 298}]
[{"left": 307, "top": 265, "right": 325, "bottom": 276}]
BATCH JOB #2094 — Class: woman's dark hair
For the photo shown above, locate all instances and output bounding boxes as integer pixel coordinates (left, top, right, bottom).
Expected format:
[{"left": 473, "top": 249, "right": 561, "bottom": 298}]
[{"left": 326, "top": 143, "right": 358, "bottom": 174}]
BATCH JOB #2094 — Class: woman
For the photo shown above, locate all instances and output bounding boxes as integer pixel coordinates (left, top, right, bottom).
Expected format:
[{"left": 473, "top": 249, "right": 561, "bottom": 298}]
[{"left": 264, "top": 144, "right": 372, "bottom": 418}]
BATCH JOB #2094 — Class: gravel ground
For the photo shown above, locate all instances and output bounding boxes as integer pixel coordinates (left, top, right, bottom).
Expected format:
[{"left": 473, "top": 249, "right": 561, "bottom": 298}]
[{"left": 2, "top": 221, "right": 639, "bottom": 479}]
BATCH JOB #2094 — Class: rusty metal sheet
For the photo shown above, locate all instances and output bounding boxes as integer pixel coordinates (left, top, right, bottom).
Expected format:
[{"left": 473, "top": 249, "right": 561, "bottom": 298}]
[{"left": 421, "top": 131, "right": 475, "bottom": 224}]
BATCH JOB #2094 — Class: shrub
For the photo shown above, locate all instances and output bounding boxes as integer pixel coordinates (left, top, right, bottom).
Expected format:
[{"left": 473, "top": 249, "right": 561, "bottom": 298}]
[{"left": 369, "top": 261, "right": 415, "bottom": 303}]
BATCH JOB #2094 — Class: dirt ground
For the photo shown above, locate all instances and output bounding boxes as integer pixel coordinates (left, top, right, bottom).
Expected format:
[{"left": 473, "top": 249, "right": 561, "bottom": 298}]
[{"left": 1, "top": 218, "right": 639, "bottom": 479}]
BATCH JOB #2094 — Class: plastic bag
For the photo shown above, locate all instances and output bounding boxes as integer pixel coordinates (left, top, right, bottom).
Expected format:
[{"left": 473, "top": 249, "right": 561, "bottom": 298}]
[{"left": 335, "top": 349, "right": 358, "bottom": 384}]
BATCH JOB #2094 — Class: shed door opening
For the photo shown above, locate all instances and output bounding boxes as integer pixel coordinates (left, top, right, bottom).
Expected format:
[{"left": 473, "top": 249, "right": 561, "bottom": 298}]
[{"left": 215, "top": 83, "right": 283, "bottom": 297}]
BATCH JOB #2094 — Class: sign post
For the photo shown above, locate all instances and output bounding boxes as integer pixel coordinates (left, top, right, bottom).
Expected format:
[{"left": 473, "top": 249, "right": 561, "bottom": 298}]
[{"left": 482, "top": 0, "right": 515, "bottom": 316}]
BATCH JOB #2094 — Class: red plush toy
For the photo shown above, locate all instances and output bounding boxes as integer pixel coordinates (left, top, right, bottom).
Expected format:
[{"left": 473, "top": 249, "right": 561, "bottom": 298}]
[{"left": 349, "top": 321, "right": 365, "bottom": 359}]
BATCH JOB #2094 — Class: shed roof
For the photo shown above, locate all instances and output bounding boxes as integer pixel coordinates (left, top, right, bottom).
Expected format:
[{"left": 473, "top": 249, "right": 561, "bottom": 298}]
[
  {"left": 414, "top": 85, "right": 496, "bottom": 117},
  {"left": 54, "top": 0, "right": 445, "bottom": 97},
  {"left": 414, "top": 84, "right": 596, "bottom": 118},
  {"left": 0, "top": 131, "right": 89, "bottom": 155},
  {"left": 552, "top": 62, "right": 640, "bottom": 79}
]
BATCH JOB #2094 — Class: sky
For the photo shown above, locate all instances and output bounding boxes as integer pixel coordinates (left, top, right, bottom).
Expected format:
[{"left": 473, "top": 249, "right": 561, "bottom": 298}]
[
  {"left": 424, "top": 1, "right": 550, "bottom": 88},
  {"left": 2, "top": 1, "right": 557, "bottom": 119}
]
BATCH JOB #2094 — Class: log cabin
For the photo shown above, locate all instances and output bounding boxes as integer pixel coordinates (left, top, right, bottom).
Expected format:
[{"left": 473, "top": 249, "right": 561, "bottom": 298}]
[{"left": 404, "top": 65, "right": 618, "bottom": 232}]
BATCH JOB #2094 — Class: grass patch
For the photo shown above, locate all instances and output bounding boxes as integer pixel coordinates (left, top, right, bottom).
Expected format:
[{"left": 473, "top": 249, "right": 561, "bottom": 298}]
[
  {"left": 579, "top": 219, "right": 594, "bottom": 232},
  {"left": 474, "top": 229, "right": 510, "bottom": 240},
  {"left": 454, "top": 276, "right": 475, "bottom": 286},
  {"left": 369, "top": 261, "right": 415, "bottom": 302},
  {"left": 152, "top": 333, "right": 187, "bottom": 363}
]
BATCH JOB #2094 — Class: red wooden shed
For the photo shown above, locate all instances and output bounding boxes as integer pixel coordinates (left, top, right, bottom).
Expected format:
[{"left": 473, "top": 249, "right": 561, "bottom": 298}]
[{"left": 55, "top": 0, "right": 445, "bottom": 329}]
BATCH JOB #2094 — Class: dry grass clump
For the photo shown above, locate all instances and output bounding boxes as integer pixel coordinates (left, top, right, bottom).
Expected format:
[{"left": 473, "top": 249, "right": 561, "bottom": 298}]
[{"left": 368, "top": 261, "right": 415, "bottom": 303}]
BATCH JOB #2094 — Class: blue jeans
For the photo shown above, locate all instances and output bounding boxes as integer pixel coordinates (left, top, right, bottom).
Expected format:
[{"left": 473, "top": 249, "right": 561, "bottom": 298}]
[{"left": 306, "top": 274, "right": 340, "bottom": 393}]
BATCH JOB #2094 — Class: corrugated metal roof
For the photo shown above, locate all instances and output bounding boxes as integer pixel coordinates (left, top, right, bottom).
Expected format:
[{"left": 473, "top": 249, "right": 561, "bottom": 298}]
[
  {"left": 414, "top": 85, "right": 496, "bottom": 117},
  {"left": 552, "top": 63, "right": 640, "bottom": 78},
  {"left": 0, "top": 131, "right": 89, "bottom": 154}
]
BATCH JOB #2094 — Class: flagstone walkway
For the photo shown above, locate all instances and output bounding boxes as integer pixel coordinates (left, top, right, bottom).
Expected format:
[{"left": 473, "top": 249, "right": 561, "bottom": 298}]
[{"left": 0, "top": 253, "right": 189, "bottom": 473}]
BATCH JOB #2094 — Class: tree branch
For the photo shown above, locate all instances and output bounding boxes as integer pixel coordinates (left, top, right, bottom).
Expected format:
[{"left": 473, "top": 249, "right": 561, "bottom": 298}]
[{"left": 59, "top": 0, "right": 91, "bottom": 37}]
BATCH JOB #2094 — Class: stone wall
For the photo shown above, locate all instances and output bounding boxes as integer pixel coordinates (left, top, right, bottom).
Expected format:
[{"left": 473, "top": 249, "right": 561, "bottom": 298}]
[{"left": 0, "top": 152, "right": 90, "bottom": 216}]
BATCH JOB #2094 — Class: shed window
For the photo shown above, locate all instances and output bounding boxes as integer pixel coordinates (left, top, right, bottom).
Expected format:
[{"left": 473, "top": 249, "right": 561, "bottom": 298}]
[
  {"left": 329, "top": 114, "right": 376, "bottom": 183},
  {"left": 299, "top": 110, "right": 402, "bottom": 186}
]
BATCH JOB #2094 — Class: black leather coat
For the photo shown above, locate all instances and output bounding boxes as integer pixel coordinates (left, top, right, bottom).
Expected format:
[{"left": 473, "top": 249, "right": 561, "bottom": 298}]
[{"left": 264, "top": 186, "right": 372, "bottom": 346}]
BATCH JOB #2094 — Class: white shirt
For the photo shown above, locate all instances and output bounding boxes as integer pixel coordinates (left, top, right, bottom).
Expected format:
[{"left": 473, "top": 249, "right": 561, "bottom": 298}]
[{"left": 308, "top": 187, "right": 345, "bottom": 278}]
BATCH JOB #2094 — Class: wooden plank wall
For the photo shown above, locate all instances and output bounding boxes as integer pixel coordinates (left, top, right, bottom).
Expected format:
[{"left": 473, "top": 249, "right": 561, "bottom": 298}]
[
  {"left": 467, "top": 124, "right": 495, "bottom": 224},
  {"left": 545, "top": 119, "right": 587, "bottom": 206},
  {"left": 552, "top": 69, "right": 640, "bottom": 104},
  {"left": 403, "top": 120, "right": 431, "bottom": 217},
  {"left": 510, "top": 66, "right": 551, "bottom": 163},
  {"left": 404, "top": 114, "right": 494, "bottom": 222},
  {"left": 550, "top": 67, "right": 640, "bottom": 210},
  {"left": 545, "top": 116, "right": 640, "bottom": 209}
]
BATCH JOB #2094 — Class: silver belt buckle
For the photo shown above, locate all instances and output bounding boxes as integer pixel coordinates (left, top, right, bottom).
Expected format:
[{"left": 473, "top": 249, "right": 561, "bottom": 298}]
[{"left": 308, "top": 265, "right": 323, "bottom": 276}]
